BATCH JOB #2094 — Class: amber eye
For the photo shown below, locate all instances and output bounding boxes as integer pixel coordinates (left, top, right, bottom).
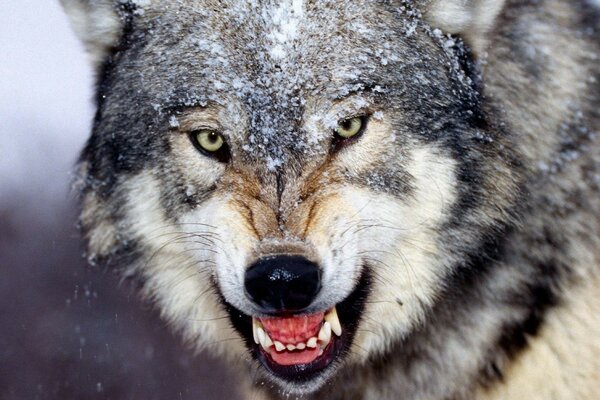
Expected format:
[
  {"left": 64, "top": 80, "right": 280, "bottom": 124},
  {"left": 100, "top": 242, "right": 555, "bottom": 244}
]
[
  {"left": 335, "top": 116, "right": 365, "bottom": 139},
  {"left": 190, "top": 129, "right": 231, "bottom": 163}
]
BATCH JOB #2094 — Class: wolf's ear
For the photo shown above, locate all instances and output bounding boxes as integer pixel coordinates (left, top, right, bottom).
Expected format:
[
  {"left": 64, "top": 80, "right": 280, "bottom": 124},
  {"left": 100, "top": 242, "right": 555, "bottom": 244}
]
[
  {"left": 60, "top": 0, "right": 123, "bottom": 67},
  {"left": 423, "top": 0, "right": 506, "bottom": 55}
]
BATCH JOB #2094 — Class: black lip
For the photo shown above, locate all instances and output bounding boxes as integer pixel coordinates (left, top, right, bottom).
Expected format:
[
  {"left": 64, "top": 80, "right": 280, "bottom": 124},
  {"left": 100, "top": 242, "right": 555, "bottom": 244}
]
[{"left": 222, "top": 268, "right": 372, "bottom": 383}]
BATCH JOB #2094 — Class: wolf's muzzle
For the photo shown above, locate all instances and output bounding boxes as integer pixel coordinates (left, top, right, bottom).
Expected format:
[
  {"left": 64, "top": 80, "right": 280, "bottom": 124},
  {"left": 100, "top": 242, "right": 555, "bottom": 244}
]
[{"left": 244, "top": 255, "right": 322, "bottom": 314}]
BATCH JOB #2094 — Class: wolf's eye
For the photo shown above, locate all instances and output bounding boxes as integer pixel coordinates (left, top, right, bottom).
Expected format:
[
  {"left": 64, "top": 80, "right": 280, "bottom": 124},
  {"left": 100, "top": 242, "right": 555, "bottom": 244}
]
[
  {"left": 190, "top": 129, "right": 230, "bottom": 163},
  {"left": 335, "top": 117, "right": 365, "bottom": 139},
  {"left": 195, "top": 130, "right": 224, "bottom": 152}
]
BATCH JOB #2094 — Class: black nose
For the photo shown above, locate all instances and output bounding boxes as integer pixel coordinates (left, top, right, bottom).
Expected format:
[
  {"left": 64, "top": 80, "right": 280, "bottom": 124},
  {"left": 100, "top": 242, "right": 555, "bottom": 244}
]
[{"left": 244, "top": 255, "right": 322, "bottom": 314}]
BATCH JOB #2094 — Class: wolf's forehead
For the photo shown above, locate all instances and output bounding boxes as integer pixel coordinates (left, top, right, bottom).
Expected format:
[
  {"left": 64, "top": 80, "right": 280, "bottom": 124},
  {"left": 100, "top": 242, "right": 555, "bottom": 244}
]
[
  {"left": 139, "top": 0, "right": 403, "bottom": 98},
  {"left": 122, "top": 0, "right": 420, "bottom": 163}
]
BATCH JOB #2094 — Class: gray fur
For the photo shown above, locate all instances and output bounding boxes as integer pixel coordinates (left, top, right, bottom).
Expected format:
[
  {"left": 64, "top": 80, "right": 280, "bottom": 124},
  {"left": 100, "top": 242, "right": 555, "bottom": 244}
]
[{"left": 63, "top": 0, "right": 600, "bottom": 399}]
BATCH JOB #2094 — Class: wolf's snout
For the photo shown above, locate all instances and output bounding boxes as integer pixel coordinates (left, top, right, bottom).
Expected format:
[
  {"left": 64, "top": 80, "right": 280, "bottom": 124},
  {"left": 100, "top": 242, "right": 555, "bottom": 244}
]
[{"left": 244, "top": 255, "right": 322, "bottom": 314}]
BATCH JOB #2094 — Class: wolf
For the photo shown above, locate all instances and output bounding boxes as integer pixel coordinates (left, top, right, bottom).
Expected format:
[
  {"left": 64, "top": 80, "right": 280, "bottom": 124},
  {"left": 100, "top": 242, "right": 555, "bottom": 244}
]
[{"left": 61, "top": 0, "right": 600, "bottom": 398}]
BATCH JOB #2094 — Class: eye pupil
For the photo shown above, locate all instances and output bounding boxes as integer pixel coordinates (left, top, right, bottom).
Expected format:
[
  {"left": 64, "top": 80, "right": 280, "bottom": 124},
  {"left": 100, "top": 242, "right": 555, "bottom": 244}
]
[{"left": 207, "top": 132, "right": 218, "bottom": 143}]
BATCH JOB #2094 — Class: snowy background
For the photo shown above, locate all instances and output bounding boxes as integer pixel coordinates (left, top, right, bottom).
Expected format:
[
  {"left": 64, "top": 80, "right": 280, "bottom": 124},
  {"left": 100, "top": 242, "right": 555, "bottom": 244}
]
[{"left": 0, "top": 1, "right": 240, "bottom": 399}]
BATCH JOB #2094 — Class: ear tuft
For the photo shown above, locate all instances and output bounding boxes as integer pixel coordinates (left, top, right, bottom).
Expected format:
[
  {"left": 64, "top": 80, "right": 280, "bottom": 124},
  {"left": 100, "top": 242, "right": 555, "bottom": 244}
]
[
  {"left": 424, "top": 0, "right": 506, "bottom": 54},
  {"left": 60, "top": 0, "right": 123, "bottom": 67}
]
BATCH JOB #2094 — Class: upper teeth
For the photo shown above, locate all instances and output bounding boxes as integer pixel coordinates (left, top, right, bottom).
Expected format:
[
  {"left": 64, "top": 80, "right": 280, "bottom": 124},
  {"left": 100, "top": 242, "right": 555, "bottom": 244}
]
[
  {"left": 325, "top": 307, "right": 342, "bottom": 336},
  {"left": 263, "top": 332, "right": 273, "bottom": 348},
  {"left": 257, "top": 326, "right": 266, "bottom": 345},
  {"left": 252, "top": 318, "right": 260, "bottom": 344},
  {"left": 251, "top": 306, "right": 342, "bottom": 353},
  {"left": 318, "top": 321, "right": 332, "bottom": 348},
  {"left": 274, "top": 341, "right": 285, "bottom": 352}
]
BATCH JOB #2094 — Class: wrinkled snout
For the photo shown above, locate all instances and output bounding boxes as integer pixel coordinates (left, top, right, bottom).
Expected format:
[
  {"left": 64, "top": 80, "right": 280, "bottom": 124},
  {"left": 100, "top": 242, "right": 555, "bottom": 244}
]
[{"left": 244, "top": 255, "right": 322, "bottom": 314}]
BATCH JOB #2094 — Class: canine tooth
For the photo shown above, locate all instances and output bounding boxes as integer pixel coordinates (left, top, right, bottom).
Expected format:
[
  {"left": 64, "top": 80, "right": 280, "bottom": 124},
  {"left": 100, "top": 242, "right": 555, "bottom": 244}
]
[
  {"left": 296, "top": 342, "right": 306, "bottom": 350},
  {"left": 307, "top": 337, "right": 318, "bottom": 348},
  {"left": 318, "top": 321, "right": 332, "bottom": 347},
  {"left": 257, "top": 327, "right": 266, "bottom": 346},
  {"left": 318, "top": 349, "right": 324, "bottom": 356},
  {"left": 252, "top": 318, "right": 260, "bottom": 344},
  {"left": 325, "top": 307, "right": 342, "bottom": 337},
  {"left": 274, "top": 341, "right": 285, "bottom": 352},
  {"left": 286, "top": 344, "right": 296, "bottom": 351},
  {"left": 263, "top": 333, "right": 273, "bottom": 348},
  {"left": 258, "top": 328, "right": 273, "bottom": 351}
]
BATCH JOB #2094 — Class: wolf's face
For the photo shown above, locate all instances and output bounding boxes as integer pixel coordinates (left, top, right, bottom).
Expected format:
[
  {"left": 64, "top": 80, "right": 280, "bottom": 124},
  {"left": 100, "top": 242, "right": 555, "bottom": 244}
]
[{"left": 70, "top": 0, "right": 520, "bottom": 395}]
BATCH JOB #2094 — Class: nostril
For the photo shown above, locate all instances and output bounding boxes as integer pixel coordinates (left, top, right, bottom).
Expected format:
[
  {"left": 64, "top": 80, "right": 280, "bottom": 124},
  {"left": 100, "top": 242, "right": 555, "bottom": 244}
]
[{"left": 244, "top": 255, "right": 322, "bottom": 314}]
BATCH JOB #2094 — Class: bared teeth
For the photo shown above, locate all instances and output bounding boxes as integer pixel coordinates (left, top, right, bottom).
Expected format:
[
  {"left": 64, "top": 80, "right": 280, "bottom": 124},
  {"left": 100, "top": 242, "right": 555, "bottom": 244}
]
[
  {"left": 262, "top": 332, "right": 273, "bottom": 349},
  {"left": 257, "top": 326, "right": 266, "bottom": 345},
  {"left": 318, "top": 321, "right": 332, "bottom": 348},
  {"left": 258, "top": 327, "right": 274, "bottom": 352},
  {"left": 253, "top": 318, "right": 274, "bottom": 351},
  {"left": 252, "top": 307, "right": 342, "bottom": 353},
  {"left": 274, "top": 341, "right": 286, "bottom": 352},
  {"left": 325, "top": 307, "right": 342, "bottom": 337}
]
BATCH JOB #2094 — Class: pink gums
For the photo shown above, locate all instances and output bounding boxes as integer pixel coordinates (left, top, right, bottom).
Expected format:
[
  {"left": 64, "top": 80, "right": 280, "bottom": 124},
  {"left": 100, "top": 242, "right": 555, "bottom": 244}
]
[{"left": 260, "top": 312, "right": 324, "bottom": 344}]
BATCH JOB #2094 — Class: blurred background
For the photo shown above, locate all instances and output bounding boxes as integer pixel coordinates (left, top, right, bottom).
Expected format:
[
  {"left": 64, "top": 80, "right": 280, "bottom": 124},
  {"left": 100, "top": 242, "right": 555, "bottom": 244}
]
[{"left": 0, "top": 1, "right": 241, "bottom": 399}]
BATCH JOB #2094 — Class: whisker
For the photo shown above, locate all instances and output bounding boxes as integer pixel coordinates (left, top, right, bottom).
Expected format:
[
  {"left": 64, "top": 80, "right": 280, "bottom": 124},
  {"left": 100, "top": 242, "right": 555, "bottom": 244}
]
[
  {"left": 146, "top": 222, "right": 218, "bottom": 236},
  {"left": 187, "top": 316, "right": 230, "bottom": 323}
]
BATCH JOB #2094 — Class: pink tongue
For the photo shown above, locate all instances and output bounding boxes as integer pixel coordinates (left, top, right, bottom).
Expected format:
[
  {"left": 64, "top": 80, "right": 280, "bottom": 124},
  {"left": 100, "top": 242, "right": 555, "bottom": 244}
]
[{"left": 269, "top": 347, "right": 320, "bottom": 366}]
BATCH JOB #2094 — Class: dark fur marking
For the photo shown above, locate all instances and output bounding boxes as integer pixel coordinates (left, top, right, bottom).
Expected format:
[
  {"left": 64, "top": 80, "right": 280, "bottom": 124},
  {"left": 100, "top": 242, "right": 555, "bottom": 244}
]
[
  {"left": 496, "top": 273, "right": 558, "bottom": 357},
  {"left": 275, "top": 169, "right": 285, "bottom": 223},
  {"left": 360, "top": 213, "right": 565, "bottom": 396},
  {"left": 161, "top": 183, "right": 218, "bottom": 220},
  {"left": 465, "top": 228, "right": 564, "bottom": 387},
  {"left": 237, "top": 200, "right": 262, "bottom": 240},
  {"left": 92, "top": 2, "right": 137, "bottom": 109},
  {"left": 86, "top": 233, "right": 143, "bottom": 276},
  {"left": 301, "top": 200, "right": 318, "bottom": 240},
  {"left": 579, "top": 0, "right": 600, "bottom": 35}
]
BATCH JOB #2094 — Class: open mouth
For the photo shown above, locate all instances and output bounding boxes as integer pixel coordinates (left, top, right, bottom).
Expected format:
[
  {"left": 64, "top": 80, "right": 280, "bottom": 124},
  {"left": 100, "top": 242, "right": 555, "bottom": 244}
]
[
  {"left": 252, "top": 308, "right": 343, "bottom": 378},
  {"left": 223, "top": 269, "right": 371, "bottom": 384}
]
